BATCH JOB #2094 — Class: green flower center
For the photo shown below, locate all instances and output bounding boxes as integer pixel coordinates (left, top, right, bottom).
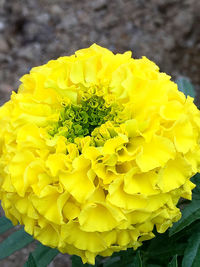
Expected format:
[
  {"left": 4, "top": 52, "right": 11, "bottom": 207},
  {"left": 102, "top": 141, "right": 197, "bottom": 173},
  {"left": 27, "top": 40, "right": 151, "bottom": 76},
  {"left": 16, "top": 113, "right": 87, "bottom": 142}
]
[{"left": 49, "top": 95, "right": 121, "bottom": 143}]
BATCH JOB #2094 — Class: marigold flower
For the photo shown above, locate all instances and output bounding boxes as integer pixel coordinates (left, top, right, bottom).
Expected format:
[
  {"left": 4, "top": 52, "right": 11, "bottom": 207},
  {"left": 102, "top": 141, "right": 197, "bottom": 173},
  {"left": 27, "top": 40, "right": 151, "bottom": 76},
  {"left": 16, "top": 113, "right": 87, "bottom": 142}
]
[{"left": 0, "top": 44, "right": 200, "bottom": 264}]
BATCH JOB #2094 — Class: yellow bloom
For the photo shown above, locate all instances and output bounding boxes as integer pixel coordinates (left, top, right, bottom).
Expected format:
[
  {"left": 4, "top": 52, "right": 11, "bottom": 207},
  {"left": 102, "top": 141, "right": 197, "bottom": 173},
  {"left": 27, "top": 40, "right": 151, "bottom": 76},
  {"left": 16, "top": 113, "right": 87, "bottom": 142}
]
[{"left": 0, "top": 44, "right": 200, "bottom": 264}]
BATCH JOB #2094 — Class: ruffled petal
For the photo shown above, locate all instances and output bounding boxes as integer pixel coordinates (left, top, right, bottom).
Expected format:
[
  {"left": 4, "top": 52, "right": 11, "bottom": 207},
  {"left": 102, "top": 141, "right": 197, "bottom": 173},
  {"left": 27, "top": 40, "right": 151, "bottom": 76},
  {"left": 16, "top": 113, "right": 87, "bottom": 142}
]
[
  {"left": 60, "top": 156, "right": 95, "bottom": 202},
  {"left": 136, "top": 135, "right": 175, "bottom": 172}
]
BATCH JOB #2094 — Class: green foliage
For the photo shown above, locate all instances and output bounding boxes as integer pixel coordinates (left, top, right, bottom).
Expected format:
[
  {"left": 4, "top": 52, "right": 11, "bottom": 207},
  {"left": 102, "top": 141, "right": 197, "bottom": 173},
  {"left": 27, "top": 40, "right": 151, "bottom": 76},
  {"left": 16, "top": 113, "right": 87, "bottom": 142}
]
[
  {"left": 176, "top": 77, "right": 196, "bottom": 98},
  {"left": 0, "top": 228, "right": 33, "bottom": 260},
  {"left": 71, "top": 255, "right": 93, "bottom": 267},
  {"left": 25, "top": 254, "right": 37, "bottom": 267},
  {"left": 24, "top": 243, "right": 59, "bottom": 267},
  {"left": 132, "top": 251, "right": 143, "bottom": 267},
  {"left": 168, "top": 255, "right": 178, "bottom": 267},
  {"left": 0, "top": 216, "right": 14, "bottom": 234},
  {"left": 182, "top": 232, "right": 200, "bottom": 267},
  {"left": 145, "top": 232, "right": 186, "bottom": 260},
  {"left": 71, "top": 250, "right": 143, "bottom": 267},
  {"left": 191, "top": 173, "right": 200, "bottom": 199},
  {"left": 169, "top": 198, "right": 200, "bottom": 236}
]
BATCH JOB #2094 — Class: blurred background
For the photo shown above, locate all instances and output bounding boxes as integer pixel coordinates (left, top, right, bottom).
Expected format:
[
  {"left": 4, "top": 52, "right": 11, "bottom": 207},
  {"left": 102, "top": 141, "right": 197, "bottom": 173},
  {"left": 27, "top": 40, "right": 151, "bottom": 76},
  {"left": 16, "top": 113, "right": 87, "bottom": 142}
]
[{"left": 0, "top": 0, "right": 199, "bottom": 266}]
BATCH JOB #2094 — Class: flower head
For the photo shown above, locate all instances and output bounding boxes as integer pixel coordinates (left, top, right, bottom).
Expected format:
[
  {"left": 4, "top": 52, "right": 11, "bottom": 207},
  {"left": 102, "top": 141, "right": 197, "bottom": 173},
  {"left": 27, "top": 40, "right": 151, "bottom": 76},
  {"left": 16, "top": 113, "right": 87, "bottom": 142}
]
[{"left": 0, "top": 44, "right": 200, "bottom": 264}]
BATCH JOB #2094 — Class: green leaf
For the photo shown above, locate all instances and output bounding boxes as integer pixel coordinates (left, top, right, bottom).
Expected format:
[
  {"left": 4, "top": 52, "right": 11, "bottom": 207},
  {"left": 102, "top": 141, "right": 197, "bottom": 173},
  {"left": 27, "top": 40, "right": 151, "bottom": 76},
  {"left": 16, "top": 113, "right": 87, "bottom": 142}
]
[
  {"left": 71, "top": 255, "right": 93, "bottom": 266},
  {"left": 103, "top": 251, "right": 142, "bottom": 267},
  {"left": 0, "top": 216, "right": 14, "bottom": 235},
  {"left": 148, "top": 242, "right": 185, "bottom": 259},
  {"left": 0, "top": 228, "right": 33, "bottom": 260},
  {"left": 146, "top": 232, "right": 186, "bottom": 261},
  {"left": 103, "top": 257, "right": 121, "bottom": 267},
  {"left": 147, "top": 265, "right": 163, "bottom": 267},
  {"left": 169, "top": 220, "right": 200, "bottom": 243},
  {"left": 169, "top": 199, "right": 200, "bottom": 236},
  {"left": 131, "top": 251, "right": 142, "bottom": 267},
  {"left": 24, "top": 243, "right": 59, "bottom": 267},
  {"left": 71, "top": 255, "right": 84, "bottom": 266},
  {"left": 168, "top": 255, "right": 178, "bottom": 267},
  {"left": 176, "top": 77, "right": 196, "bottom": 98},
  {"left": 26, "top": 253, "right": 37, "bottom": 267},
  {"left": 191, "top": 173, "right": 200, "bottom": 200},
  {"left": 182, "top": 232, "right": 200, "bottom": 267}
]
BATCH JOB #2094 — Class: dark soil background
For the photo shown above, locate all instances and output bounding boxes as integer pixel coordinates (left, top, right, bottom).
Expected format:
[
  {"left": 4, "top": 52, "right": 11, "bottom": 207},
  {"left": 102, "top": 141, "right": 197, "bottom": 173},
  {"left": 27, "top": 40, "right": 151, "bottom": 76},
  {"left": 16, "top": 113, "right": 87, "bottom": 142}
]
[{"left": 0, "top": 0, "right": 200, "bottom": 266}]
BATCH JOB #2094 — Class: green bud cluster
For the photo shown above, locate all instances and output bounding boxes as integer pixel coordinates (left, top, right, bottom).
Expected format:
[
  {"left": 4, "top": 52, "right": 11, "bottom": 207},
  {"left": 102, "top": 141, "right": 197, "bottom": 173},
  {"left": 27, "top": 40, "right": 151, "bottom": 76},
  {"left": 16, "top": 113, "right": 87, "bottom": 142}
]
[{"left": 49, "top": 95, "right": 120, "bottom": 143}]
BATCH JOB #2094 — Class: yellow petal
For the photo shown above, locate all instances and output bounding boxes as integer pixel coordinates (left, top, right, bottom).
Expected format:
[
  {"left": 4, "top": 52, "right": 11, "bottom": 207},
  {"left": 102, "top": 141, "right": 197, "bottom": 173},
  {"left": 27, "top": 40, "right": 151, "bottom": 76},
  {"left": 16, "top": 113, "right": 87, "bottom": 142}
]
[
  {"left": 103, "top": 135, "right": 128, "bottom": 154},
  {"left": 124, "top": 169, "right": 159, "bottom": 196},
  {"left": 160, "top": 100, "right": 183, "bottom": 121},
  {"left": 107, "top": 178, "right": 148, "bottom": 210},
  {"left": 61, "top": 222, "right": 107, "bottom": 252},
  {"left": 46, "top": 153, "right": 71, "bottom": 176},
  {"left": 172, "top": 116, "right": 196, "bottom": 153},
  {"left": 34, "top": 224, "right": 59, "bottom": 247},
  {"left": 63, "top": 201, "right": 80, "bottom": 221},
  {"left": 157, "top": 157, "right": 192, "bottom": 192},
  {"left": 31, "top": 192, "right": 68, "bottom": 224},
  {"left": 136, "top": 135, "right": 175, "bottom": 172},
  {"left": 70, "top": 60, "right": 84, "bottom": 84},
  {"left": 79, "top": 202, "right": 126, "bottom": 232},
  {"left": 60, "top": 156, "right": 95, "bottom": 203}
]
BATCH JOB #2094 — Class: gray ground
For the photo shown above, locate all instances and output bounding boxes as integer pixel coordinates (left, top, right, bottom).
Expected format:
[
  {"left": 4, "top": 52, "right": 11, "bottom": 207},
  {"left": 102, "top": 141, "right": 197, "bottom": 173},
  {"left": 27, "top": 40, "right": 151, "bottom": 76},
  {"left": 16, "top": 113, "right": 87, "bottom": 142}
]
[{"left": 0, "top": 0, "right": 200, "bottom": 266}]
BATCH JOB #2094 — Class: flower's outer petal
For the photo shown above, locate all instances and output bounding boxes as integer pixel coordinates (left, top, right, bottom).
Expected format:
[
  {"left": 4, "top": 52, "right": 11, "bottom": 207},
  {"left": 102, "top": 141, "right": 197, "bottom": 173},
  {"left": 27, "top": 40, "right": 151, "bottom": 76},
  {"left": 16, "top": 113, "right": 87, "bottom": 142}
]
[
  {"left": 78, "top": 202, "right": 126, "bottom": 232},
  {"left": 124, "top": 169, "right": 159, "bottom": 196},
  {"left": 46, "top": 153, "right": 71, "bottom": 177},
  {"left": 14, "top": 197, "right": 39, "bottom": 219},
  {"left": 157, "top": 157, "right": 192, "bottom": 192},
  {"left": 60, "top": 156, "right": 95, "bottom": 202},
  {"left": 9, "top": 151, "right": 35, "bottom": 196},
  {"left": 107, "top": 178, "right": 148, "bottom": 210},
  {"left": 181, "top": 180, "right": 196, "bottom": 200},
  {"left": 184, "top": 147, "right": 200, "bottom": 173},
  {"left": 31, "top": 192, "right": 69, "bottom": 225},
  {"left": 136, "top": 135, "right": 176, "bottom": 172},
  {"left": 61, "top": 222, "right": 107, "bottom": 252},
  {"left": 160, "top": 100, "right": 183, "bottom": 121},
  {"left": 34, "top": 224, "right": 59, "bottom": 247},
  {"left": 102, "top": 135, "right": 128, "bottom": 155},
  {"left": 63, "top": 200, "right": 80, "bottom": 220},
  {"left": 172, "top": 116, "right": 196, "bottom": 153},
  {"left": 83, "top": 56, "right": 98, "bottom": 84},
  {"left": 70, "top": 60, "right": 85, "bottom": 84},
  {"left": 125, "top": 211, "right": 151, "bottom": 225}
]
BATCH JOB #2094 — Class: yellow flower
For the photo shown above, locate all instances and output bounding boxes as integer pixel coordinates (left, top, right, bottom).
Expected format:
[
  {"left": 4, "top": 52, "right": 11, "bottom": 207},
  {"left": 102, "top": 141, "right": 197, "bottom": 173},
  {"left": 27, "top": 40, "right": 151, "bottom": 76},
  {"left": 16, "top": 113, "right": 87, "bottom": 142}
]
[{"left": 0, "top": 44, "right": 200, "bottom": 264}]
